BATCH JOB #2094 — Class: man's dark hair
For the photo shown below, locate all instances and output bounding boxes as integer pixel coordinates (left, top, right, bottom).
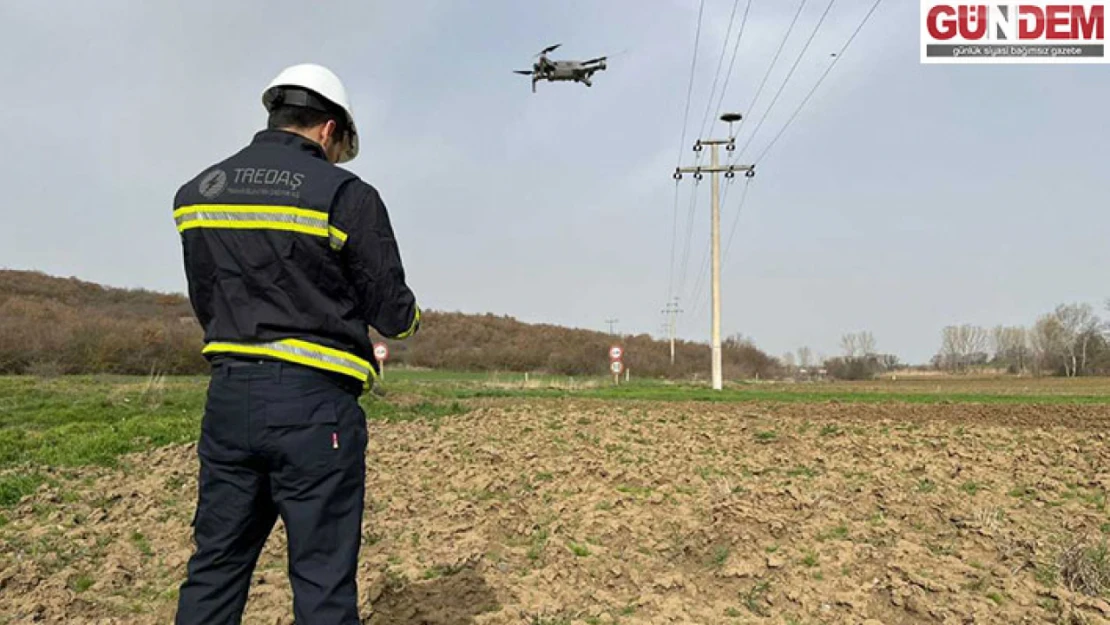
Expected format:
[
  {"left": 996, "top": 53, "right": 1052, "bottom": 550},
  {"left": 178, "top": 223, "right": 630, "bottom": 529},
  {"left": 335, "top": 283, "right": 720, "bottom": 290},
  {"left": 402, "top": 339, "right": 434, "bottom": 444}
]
[{"left": 266, "top": 88, "right": 349, "bottom": 141}]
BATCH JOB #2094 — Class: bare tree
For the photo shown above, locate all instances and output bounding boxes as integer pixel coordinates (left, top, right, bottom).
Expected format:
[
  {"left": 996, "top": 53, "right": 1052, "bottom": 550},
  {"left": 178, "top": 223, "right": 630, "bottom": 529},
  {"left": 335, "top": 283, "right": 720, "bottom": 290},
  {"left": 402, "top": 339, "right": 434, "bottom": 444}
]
[
  {"left": 990, "top": 326, "right": 1006, "bottom": 362},
  {"left": 965, "top": 325, "right": 988, "bottom": 361},
  {"left": 796, "top": 346, "right": 813, "bottom": 369},
  {"left": 840, "top": 334, "right": 860, "bottom": 359},
  {"left": 782, "top": 352, "right": 796, "bottom": 369},
  {"left": 877, "top": 354, "right": 900, "bottom": 371},
  {"left": 840, "top": 332, "right": 876, "bottom": 359},
  {"left": 1054, "top": 303, "right": 1100, "bottom": 376},
  {"left": 939, "top": 326, "right": 959, "bottom": 371},
  {"left": 938, "top": 325, "right": 988, "bottom": 372},
  {"left": 1030, "top": 314, "right": 1066, "bottom": 376},
  {"left": 858, "top": 331, "right": 877, "bottom": 356},
  {"left": 991, "top": 325, "right": 1029, "bottom": 373}
]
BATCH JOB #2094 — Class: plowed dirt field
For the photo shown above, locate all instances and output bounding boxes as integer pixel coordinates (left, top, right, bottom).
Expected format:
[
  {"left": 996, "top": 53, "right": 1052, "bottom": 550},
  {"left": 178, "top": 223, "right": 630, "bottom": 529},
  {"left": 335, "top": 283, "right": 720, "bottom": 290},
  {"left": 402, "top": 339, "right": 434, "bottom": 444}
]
[{"left": 3, "top": 399, "right": 1110, "bottom": 624}]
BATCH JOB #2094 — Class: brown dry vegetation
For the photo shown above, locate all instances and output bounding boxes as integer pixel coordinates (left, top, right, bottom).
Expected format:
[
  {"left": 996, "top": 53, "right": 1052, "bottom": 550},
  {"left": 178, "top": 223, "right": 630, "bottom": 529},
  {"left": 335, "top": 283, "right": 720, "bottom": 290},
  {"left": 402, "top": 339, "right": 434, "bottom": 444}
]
[
  {"left": 379, "top": 312, "right": 778, "bottom": 379},
  {"left": 3, "top": 399, "right": 1110, "bottom": 624},
  {"left": 0, "top": 271, "right": 203, "bottom": 375},
  {"left": 0, "top": 270, "right": 777, "bottom": 378}
]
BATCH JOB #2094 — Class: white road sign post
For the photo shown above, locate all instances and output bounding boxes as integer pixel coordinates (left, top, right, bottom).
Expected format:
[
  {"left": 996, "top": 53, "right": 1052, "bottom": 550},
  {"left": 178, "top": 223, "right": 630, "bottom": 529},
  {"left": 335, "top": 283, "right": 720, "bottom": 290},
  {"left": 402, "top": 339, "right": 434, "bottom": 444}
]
[
  {"left": 610, "top": 359, "right": 623, "bottom": 385},
  {"left": 609, "top": 345, "right": 625, "bottom": 385},
  {"left": 373, "top": 342, "right": 389, "bottom": 381}
]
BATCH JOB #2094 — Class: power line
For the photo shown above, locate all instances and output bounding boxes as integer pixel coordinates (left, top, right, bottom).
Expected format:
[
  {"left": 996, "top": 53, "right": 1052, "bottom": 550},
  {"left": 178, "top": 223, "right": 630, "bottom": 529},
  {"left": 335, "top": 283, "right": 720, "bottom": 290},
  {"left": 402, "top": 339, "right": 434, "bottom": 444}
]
[
  {"left": 690, "top": 178, "right": 753, "bottom": 321},
  {"left": 703, "top": 0, "right": 879, "bottom": 302},
  {"left": 754, "top": 0, "right": 886, "bottom": 163},
  {"left": 666, "top": 182, "right": 680, "bottom": 301},
  {"left": 709, "top": 0, "right": 756, "bottom": 131},
  {"left": 673, "top": 129, "right": 754, "bottom": 391},
  {"left": 686, "top": 143, "right": 742, "bottom": 315},
  {"left": 686, "top": 144, "right": 740, "bottom": 306},
  {"left": 675, "top": 0, "right": 707, "bottom": 166},
  {"left": 667, "top": 0, "right": 708, "bottom": 305},
  {"left": 686, "top": 180, "right": 733, "bottom": 307},
  {"left": 695, "top": 0, "right": 744, "bottom": 140},
  {"left": 723, "top": 177, "right": 755, "bottom": 259},
  {"left": 681, "top": 0, "right": 885, "bottom": 333},
  {"left": 733, "top": 0, "right": 810, "bottom": 139},
  {"left": 674, "top": 181, "right": 701, "bottom": 301},
  {"left": 737, "top": 0, "right": 838, "bottom": 158}
]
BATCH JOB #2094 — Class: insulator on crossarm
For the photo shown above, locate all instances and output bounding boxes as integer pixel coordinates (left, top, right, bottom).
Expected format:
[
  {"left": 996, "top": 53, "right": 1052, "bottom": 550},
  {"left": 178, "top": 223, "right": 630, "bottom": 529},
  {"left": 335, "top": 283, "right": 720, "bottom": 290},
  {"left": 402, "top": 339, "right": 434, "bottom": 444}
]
[{"left": 673, "top": 170, "right": 682, "bottom": 181}]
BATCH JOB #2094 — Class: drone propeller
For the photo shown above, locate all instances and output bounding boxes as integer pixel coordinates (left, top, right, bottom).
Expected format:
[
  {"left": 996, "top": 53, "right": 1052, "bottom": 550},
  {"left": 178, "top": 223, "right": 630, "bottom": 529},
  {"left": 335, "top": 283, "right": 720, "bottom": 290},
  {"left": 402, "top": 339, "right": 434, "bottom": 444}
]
[
  {"left": 582, "top": 56, "right": 608, "bottom": 65},
  {"left": 513, "top": 70, "right": 534, "bottom": 75},
  {"left": 535, "top": 43, "right": 561, "bottom": 56}
]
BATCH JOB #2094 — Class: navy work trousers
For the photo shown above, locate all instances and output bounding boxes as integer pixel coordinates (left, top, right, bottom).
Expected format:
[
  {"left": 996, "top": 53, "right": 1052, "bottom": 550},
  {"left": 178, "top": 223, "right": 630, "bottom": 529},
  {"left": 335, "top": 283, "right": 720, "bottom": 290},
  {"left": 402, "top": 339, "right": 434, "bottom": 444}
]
[{"left": 175, "top": 359, "right": 368, "bottom": 625}]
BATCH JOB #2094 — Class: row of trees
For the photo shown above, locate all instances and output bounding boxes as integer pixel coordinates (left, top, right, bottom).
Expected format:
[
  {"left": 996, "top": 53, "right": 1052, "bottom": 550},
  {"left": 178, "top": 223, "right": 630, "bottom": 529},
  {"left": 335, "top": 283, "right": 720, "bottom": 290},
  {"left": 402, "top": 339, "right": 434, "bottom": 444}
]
[
  {"left": 374, "top": 313, "right": 780, "bottom": 379},
  {"left": 782, "top": 331, "right": 902, "bottom": 381},
  {"left": 934, "top": 302, "right": 1110, "bottom": 376},
  {"left": 778, "top": 301, "right": 1110, "bottom": 380}
]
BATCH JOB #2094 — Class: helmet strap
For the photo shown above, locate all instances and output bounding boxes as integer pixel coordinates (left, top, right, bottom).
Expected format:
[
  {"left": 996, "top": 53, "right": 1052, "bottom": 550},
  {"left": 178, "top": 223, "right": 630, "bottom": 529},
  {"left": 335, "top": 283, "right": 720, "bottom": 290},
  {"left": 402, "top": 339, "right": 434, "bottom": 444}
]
[{"left": 269, "top": 88, "right": 350, "bottom": 138}]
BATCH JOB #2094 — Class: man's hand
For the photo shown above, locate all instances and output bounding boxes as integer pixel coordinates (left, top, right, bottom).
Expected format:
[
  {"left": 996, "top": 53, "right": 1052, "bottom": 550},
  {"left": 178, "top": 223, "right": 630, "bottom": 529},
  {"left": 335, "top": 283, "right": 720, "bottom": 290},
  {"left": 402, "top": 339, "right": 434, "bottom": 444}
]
[{"left": 369, "top": 379, "right": 387, "bottom": 398}]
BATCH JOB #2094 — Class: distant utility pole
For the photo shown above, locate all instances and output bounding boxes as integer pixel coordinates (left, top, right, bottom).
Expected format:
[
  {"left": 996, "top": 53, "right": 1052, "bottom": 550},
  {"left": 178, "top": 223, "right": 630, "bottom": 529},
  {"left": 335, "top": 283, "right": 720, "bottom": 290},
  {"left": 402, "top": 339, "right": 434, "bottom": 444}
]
[
  {"left": 673, "top": 112, "right": 755, "bottom": 391},
  {"left": 662, "top": 297, "right": 683, "bottom": 366},
  {"left": 605, "top": 318, "right": 619, "bottom": 336}
]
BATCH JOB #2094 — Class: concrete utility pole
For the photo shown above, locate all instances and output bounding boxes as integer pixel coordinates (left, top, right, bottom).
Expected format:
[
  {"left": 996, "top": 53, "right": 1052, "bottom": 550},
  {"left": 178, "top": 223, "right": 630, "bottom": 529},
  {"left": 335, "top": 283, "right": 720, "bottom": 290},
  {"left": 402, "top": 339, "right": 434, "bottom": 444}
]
[
  {"left": 673, "top": 112, "right": 755, "bottom": 391},
  {"left": 662, "top": 297, "right": 683, "bottom": 366},
  {"left": 605, "top": 318, "right": 619, "bottom": 336}
]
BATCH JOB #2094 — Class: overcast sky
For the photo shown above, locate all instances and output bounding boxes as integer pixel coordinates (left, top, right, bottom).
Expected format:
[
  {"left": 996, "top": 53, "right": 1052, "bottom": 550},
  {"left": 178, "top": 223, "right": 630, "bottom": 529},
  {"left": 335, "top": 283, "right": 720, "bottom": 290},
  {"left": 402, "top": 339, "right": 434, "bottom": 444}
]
[{"left": 1, "top": 0, "right": 1107, "bottom": 364}]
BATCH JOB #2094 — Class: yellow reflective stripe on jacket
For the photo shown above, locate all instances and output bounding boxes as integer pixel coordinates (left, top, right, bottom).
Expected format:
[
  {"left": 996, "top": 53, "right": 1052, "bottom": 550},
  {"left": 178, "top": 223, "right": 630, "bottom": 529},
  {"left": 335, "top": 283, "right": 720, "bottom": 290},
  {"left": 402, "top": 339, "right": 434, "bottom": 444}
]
[
  {"left": 202, "top": 339, "right": 377, "bottom": 383},
  {"left": 328, "top": 225, "right": 349, "bottom": 251},
  {"left": 392, "top": 305, "right": 421, "bottom": 340},
  {"left": 175, "top": 205, "right": 348, "bottom": 247},
  {"left": 175, "top": 204, "right": 330, "bottom": 220}
]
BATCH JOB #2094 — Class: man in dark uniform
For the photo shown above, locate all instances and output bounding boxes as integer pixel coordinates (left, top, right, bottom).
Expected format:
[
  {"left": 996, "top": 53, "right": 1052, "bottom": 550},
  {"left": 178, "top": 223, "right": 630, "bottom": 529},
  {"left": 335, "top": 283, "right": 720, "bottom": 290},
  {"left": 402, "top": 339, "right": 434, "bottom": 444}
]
[{"left": 173, "top": 63, "right": 420, "bottom": 625}]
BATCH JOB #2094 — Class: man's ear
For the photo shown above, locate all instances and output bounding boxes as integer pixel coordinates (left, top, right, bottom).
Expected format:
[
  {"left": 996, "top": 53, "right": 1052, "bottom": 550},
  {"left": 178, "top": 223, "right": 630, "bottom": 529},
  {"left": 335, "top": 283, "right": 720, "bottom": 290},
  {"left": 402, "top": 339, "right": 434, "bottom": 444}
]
[{"left": 320, "top": 119, "right": 337, "bottom": 145}]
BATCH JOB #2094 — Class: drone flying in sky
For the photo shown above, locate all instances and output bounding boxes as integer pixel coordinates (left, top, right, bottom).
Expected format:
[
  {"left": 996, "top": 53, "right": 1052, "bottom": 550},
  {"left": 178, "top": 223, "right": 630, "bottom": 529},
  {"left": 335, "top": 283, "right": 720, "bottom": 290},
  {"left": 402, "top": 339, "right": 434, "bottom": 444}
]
[{"left": 514, "top": 44, "right": 608, "bottom": 93}]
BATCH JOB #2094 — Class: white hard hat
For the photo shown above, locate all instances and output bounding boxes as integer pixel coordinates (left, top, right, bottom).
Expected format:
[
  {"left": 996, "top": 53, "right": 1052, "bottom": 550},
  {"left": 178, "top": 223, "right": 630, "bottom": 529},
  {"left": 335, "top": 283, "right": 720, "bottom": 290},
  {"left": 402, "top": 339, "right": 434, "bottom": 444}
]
[{"left": 262, "top": 63, "right": 359, "bottom": 163}]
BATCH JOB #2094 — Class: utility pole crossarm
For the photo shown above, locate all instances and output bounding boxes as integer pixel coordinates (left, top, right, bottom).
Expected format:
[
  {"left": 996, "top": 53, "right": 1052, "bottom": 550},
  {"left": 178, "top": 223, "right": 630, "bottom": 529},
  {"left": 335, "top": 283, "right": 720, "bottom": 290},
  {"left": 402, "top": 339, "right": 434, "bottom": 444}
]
[{"left": 676, "top": 164, "right": 755, "bottom": 175}]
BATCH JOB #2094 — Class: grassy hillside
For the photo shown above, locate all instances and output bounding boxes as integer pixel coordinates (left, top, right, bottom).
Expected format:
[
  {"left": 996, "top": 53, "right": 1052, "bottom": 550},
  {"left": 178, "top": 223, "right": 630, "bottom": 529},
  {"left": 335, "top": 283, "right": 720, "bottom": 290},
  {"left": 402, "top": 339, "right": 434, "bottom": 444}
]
[
  {"left": 0, "top": 270, "right": 777, "bottom": 378},
  {"left": 0, "top": 271, "right": 203, "bottom": 375}
]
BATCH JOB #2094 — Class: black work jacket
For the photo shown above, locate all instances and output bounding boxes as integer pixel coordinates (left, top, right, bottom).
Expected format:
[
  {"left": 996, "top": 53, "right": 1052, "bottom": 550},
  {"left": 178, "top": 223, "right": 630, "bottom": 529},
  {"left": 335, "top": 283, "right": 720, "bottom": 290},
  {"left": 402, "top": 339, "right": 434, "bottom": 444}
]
[{"left": 174, "top": 130, "right": 419, "bottom": 386}]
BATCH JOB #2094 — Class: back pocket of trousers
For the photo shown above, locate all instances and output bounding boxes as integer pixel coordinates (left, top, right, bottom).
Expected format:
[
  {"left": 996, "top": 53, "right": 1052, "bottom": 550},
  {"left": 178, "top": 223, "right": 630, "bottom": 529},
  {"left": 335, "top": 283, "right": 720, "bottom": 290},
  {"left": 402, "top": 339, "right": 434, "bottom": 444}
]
[{"left": 265, "top": 399, "right": 340, "bottom": 475}]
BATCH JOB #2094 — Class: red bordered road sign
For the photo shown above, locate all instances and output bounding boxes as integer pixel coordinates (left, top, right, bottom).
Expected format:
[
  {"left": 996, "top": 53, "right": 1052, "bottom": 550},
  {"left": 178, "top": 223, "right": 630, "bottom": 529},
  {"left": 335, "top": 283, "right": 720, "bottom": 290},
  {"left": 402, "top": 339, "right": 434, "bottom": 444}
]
[
  {"left": 610, "top": 360, "right": 624, "bottom": 374},
  {"left": 373, "top": 342, "right": 389, "bottom": 362},
  {"left": 609, "top": 345, "right": 623, "bottom": 361}
]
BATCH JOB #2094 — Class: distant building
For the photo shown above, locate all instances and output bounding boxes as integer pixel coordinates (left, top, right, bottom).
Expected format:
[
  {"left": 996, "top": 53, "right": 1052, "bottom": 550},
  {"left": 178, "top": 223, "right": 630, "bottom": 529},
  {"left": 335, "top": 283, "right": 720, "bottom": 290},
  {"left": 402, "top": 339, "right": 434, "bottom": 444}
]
[{"left": 795, "top": 368, "right": 828, "bottom": 382}]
